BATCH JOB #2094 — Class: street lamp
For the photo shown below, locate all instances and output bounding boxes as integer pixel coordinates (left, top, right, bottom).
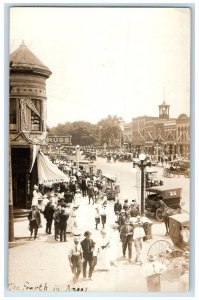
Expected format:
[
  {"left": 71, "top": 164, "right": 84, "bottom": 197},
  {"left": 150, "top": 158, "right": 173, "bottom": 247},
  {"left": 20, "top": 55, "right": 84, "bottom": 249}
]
[
  {"left": 133, "top": 153, "right": 151, "bottom": 215},
  {"left": 57, "top": 144, "right": 61, "bottom": 159},
  {"left": 76, "top": 145, "right": 80, "bottom": 171}
]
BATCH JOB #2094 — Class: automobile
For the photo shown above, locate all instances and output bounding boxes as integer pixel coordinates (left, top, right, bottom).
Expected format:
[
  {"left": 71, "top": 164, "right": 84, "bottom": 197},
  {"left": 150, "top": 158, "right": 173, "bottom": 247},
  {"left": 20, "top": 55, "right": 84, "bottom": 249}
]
[
  {"left": 84, "top": 151, "right": 96, "bottom": 160},
  {"left": 102, "top": 173, "right": 120, "bottom": 201},
  {"left": 163, "top": 159, "right": 190, "bottom": 178},
  {"left": 145, "top": 186, "right": 183, "bottom": 221},
  {"left": 145, "top": 167, "right": 163, "bottom": 188}
]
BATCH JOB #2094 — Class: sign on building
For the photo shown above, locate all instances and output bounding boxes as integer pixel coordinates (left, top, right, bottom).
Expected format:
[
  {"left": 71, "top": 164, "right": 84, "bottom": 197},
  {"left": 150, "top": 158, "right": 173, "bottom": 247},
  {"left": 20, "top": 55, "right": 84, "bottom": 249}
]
[{"left": 47, "top": 135, "right": 72, "bottom": 145}]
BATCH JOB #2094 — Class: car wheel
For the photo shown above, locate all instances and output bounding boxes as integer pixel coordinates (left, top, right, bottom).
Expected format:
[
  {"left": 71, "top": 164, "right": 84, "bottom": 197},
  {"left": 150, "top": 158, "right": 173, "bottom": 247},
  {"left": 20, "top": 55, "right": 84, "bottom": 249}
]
[{"left": 155, "top": 208, "right": 164, "bottom": 222}]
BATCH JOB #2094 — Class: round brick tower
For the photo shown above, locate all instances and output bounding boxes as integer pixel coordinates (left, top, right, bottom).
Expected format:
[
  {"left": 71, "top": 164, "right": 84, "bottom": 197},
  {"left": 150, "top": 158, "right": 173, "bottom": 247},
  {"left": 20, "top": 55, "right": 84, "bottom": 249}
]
[{"left": 9, "top": 41, "right": 52, "bottom": 210}]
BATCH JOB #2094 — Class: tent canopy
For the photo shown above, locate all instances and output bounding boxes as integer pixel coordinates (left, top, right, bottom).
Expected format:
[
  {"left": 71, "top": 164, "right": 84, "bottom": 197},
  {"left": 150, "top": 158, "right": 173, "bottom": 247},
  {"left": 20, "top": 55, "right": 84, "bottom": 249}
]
[{"left": 37, "top": 151, "right": 69, "bottom": 185}]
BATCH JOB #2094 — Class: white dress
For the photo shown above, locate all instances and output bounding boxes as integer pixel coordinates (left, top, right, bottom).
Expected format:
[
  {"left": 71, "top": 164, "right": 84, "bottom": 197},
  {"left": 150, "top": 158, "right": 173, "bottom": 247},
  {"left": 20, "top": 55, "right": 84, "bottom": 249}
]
[
  {"left": 74, "top": 193, "right": 82, "bottom": 206},
  {"left": 97, "top": 235, "right": 111, "bottom": 270},
  {"left": 66, "top": 208, "right": 73, "bottom": 233},
  {"left": 109, "top": 229, "right": 120, "bottom": 262},
  {"left": 71, "top": 209, "right": 81, "bottom": 236},
  {"left": 32, "top": 190, "right": 39, "bottom": 206}
]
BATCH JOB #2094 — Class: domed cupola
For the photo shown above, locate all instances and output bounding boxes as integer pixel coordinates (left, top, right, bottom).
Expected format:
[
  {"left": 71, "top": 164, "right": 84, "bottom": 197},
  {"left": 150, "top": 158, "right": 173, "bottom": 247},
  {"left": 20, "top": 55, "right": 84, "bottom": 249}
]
[{"left": 159, "top": 100, "right": 170, "bottom": 119}]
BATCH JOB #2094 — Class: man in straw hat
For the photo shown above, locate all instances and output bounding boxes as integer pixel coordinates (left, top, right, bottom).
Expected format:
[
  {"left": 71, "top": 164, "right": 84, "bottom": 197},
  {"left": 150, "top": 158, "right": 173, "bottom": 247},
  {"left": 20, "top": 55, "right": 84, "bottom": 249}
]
[
  {"left": 120, "top": 219, "right": 134, "bottom": 262},
  {"left": 81, "top": 231, "right": 95, "bottom": 280},
  {"left": 68, "top": 237, "right": 83, "bottom": 284},
  {"left": 143, "top": 254, "right": 167, "bottom": 291}
]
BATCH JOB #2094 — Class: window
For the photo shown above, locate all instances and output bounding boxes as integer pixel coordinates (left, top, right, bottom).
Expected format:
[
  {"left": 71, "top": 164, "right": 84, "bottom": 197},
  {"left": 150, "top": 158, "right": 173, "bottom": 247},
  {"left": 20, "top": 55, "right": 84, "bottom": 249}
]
[
  {"left": 31, "top": 99, "right": 41, "bottom": 131},
  {"left": 10, "top": 99, "right": 17, "bottom": 125}
]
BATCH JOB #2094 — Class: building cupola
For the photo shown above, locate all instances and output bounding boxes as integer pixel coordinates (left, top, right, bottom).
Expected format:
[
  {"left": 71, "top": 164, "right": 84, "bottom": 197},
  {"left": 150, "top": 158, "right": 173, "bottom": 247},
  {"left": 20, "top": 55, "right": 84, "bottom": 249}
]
[{"left": 159, "top": 100, "right": 170, "bottom": 119}]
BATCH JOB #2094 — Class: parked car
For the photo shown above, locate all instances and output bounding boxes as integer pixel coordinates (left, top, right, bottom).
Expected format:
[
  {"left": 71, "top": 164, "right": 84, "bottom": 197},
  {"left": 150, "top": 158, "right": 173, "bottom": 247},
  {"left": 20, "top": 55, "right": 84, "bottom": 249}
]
[
  {"left": 84, "top": 151, "right": 96, "bottom": 160},
  {"left": 145, "top": 167, "right": 163, "bottom": 188},
  {"left": 163, "top": 159, "right": 190, "bottom": 178},
  {"left": 145, "top": 186, "right": 183, "bottom": 221}
]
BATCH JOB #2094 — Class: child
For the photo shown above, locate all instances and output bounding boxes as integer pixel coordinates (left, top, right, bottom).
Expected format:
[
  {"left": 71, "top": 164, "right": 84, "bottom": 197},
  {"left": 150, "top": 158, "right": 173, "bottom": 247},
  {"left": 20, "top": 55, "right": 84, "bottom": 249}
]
[{"left": 95, "top": 206, "right": 101, "bottom": 230}]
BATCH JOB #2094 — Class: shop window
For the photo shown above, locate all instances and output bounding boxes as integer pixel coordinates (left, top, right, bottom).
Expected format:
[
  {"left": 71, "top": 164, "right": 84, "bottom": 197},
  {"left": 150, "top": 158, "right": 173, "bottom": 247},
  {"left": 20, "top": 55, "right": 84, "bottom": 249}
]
[
  {"left": 10, "top": 98, "right": 17, "bottom": 130},
  {"left": 31, "top": 99, "right": 41, "bottom": 131}
]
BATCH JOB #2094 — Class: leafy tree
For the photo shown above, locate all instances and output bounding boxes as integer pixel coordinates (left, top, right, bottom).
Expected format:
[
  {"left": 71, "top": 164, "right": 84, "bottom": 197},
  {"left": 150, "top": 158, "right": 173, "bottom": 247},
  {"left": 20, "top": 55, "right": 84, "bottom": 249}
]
[{"left": 47, "top": 115, "right": 123, "bottom": 147}]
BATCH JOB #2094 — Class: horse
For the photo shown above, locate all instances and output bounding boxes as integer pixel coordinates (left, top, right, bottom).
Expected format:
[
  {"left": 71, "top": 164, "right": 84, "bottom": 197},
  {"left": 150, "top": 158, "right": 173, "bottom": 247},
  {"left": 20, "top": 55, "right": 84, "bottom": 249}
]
[{"left": 156, "top": 200, "right": 181, "bottom": 236}]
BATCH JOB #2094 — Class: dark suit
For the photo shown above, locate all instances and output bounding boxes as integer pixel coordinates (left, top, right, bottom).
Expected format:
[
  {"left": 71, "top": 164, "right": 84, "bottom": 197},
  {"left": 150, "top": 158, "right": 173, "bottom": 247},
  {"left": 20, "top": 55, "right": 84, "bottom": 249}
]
[
  {"left": 81, "top": 238, "right": 95, "bottom": 278},
  {"left": 59, "top": 212, "right": 69, "bottom": 242},
  {"left": 64, "top": 191, "right": 73, "bottom": 203},
  {"left": 43, "top": 203, "right": 55, "bottom": 234},
  {"left": 120, "top": 223, "right": 134, "bottom": 259},
  {"left": 28, "top": 209, "right": 41, "bottom": 239}
]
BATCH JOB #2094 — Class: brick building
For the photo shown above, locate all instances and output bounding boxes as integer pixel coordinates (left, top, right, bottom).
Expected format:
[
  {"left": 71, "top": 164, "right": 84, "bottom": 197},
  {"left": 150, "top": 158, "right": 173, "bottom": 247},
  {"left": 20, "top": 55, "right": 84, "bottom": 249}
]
[{"left": 123, "top": 100, "right": 190, "bottom": 159}]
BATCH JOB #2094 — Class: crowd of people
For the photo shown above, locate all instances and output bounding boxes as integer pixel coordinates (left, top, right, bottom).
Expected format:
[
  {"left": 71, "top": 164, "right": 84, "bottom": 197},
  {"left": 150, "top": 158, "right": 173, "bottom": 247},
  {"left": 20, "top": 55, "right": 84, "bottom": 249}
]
[{"left": 27, "top": 155, "right": 189, "bottom": 292}]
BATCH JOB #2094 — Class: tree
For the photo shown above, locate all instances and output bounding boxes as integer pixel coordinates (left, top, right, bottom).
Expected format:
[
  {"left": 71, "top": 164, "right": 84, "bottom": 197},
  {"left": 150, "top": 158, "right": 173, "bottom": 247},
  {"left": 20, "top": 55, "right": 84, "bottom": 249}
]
[
  {"left": 97, "top": 115, "right": 123, "bottom": 148},
  {"left": 47, "top": 115, "right": 123, "bottom": 147}
]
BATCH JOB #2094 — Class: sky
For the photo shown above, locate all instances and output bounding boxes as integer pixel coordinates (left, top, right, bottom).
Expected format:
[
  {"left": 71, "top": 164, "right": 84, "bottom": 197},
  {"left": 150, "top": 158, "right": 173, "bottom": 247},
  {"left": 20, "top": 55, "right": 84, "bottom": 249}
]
[{"left": 10, "top": 7, "right": 191, "bottom": 128}]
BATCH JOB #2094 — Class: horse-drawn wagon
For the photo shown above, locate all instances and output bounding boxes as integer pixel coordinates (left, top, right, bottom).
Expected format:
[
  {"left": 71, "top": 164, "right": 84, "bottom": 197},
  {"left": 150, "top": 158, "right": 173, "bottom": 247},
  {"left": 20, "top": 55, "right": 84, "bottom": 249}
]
[{"left": 147, "top": 213, "right": 189, "bottom": 281}]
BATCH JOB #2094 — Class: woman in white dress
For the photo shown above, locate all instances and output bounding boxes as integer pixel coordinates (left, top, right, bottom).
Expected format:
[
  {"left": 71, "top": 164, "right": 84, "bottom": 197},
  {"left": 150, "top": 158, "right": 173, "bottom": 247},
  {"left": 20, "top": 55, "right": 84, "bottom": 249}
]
[
  {"left": 73, "top": 189, "right": 82, "bottom": 207},
  {"left": 97, "top": 230, "right": 111, "bottom": 271},
  {"left": 109, "top": 224, "right": 120, "bottom": 266},
  {"left": 66, "top": 204, "right": 73, "bottom": 234},
  {"left": 132, "top": 215, "right": 146, "bottom": 265},
  {"left": 32, "top": 185, "right": 40, "bottom": 206},
  {"left": 71, "top": 206, "right": 81, "bottom": 236}
]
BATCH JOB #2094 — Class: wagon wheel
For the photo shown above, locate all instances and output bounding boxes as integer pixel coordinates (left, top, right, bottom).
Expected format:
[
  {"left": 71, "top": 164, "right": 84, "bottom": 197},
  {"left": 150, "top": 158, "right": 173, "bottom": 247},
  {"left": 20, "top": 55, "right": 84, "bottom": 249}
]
[
  {"left": 147, "top": 240, "right": 172, "bottom": 266},
  {"left": 162, "top": 251, "right": 187, "bottom": 282},
  {"left": 155, "top": 208, "right": 164, "bottom": 222}
]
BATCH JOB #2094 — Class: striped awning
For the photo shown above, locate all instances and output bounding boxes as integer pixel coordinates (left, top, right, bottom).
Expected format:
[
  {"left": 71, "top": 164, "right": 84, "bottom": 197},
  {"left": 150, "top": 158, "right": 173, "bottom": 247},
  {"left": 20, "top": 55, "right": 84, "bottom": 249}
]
[{"left": 37, "top": 151, "right": 69, "bottom": 185}]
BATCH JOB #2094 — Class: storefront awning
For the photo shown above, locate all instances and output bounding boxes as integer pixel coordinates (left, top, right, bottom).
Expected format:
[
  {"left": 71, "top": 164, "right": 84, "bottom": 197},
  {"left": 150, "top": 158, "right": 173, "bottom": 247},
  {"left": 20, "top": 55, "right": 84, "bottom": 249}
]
[{"left": 37, "top": 151, "right": 69, "bottom": 185}]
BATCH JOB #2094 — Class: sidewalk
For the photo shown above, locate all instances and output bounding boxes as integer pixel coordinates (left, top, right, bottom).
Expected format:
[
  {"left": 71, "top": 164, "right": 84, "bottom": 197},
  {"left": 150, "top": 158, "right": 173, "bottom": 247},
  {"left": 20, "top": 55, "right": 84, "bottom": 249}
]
[{"left": 8, "top": 199, "right": 181, "bottom": 293}]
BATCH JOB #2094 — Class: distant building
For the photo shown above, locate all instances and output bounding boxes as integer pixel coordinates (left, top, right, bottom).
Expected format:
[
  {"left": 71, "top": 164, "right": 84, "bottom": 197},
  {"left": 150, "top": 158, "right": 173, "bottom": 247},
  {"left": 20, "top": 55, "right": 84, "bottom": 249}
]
[
  {"left": 123, "top": 100, "right": 190, "bottom": 159},
  {"left": 10, "top": 41, "right": 52, "bottom": 209}
]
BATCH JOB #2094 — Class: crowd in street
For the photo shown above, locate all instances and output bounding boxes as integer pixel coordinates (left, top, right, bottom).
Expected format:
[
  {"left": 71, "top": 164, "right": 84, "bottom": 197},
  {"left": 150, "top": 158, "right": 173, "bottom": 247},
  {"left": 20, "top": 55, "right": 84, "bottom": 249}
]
[{"left": 27, "top": 157, "right": 189, "bottom": 292}]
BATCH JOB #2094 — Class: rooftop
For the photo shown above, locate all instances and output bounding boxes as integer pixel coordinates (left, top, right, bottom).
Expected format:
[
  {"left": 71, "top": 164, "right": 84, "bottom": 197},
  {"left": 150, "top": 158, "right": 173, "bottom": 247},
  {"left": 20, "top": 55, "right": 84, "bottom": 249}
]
[{"left": 10, "top": 41, "right": 52, "bottom": 78}]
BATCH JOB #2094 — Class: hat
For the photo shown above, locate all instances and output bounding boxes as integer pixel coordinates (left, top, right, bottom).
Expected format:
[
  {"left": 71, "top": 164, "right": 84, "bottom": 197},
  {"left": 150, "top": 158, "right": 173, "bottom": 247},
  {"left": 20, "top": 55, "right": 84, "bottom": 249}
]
[
  {"left": 73, "top": 205, "right": 79, "bottom": 209},
  {"left": 132, "top": 199, "right": 136, "bottom": 202},
  {"left": 148, "top": 254, "right": 156, "bottom": 262},
  {"left": 84, "top": 231, "right": 92, "bottom": 237},
  {"left": 33, "top": 185, "right": 38, "bottom": 189}
]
